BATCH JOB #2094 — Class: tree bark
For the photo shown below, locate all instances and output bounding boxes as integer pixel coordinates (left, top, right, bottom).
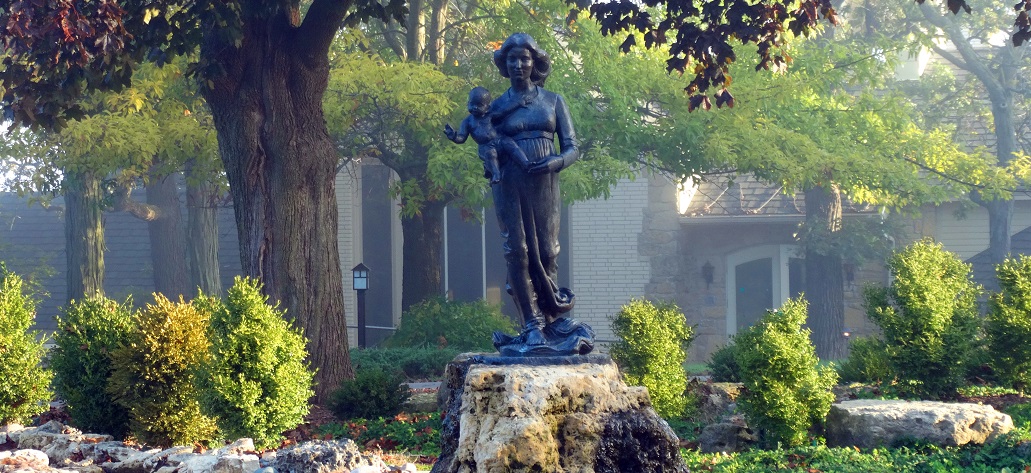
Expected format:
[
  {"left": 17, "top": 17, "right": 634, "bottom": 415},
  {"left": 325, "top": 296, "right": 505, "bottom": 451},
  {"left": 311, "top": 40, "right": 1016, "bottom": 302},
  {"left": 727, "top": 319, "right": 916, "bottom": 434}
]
[
  {"left": 64, "top": 172, "right": 104, "bottom": 302},
  {"left": 144, "top": 173, "right": 190, "bottom": 298},
  {"left": 399, "top": 190, "right": 445, "bottom": 312},
  {"left": 201, "top": 10, "right": 353, "bottom": 402},
  {"left": 185, "top": 160, "right": 223, "bottom": 296},
  {"left": 804, "top": 183, "right": 846, "bottom": 361}
]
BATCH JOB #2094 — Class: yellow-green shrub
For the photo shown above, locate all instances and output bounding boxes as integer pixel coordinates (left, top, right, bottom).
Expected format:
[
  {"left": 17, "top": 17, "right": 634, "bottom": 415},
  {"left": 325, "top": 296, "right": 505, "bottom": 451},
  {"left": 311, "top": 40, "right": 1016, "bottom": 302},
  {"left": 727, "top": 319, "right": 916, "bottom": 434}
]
[
  {"left": 0, "top": 265, "right": 53, "bottom": 424},
  {"left": 986, "top": 255, "right": 1031, "bottom": 391},
  {"left": 107, "top": 294, "right": 216, "bottom": 447},
  {"left": 50, "top": 297, "right": 134, "bottom": 437},
  {"left": 865, "top": 240, "right": 981, "bottom": 399},
  {"left": 734, "top": 298, "right": 837, "bottom": 448},
  {"left": 610, "top": 299, "right": 694, "bottom": 419},
  {"left": 195, "top": 277, "right": 314, "bottom": 450}
]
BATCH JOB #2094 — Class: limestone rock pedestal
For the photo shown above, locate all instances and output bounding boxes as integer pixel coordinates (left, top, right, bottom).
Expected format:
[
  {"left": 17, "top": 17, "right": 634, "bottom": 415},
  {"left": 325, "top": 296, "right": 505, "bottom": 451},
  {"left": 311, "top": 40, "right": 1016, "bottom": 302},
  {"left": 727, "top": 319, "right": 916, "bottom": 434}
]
[{"left": 431, "top": 354, "right": 686, "bottom": 473}]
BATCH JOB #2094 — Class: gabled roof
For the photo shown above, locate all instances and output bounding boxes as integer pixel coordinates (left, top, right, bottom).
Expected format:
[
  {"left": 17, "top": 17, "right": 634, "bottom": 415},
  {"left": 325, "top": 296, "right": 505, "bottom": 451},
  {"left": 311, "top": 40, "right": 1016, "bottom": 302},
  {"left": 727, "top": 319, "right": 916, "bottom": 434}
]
[{"left": 680, "top": 175, "right": 875, "bottom": 221}]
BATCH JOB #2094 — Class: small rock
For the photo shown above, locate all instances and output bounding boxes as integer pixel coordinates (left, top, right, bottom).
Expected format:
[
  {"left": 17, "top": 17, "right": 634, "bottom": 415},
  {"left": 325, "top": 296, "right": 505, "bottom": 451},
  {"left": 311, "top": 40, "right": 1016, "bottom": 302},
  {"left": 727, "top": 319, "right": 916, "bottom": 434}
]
[
  {"left": 697, "top": 423, "right": 757, "bottom": 453},
  {"left": 349, "top": 466, "right": 383, "bottom": 473},
  {"left": 0, "top": 449, "right": 50, "bottom": 469},
  {"left": 254, "top": 467, "right": 277, "bottom": 473},
  {"left": 218, "top": 439, "right": 256, "bottom": 456}
]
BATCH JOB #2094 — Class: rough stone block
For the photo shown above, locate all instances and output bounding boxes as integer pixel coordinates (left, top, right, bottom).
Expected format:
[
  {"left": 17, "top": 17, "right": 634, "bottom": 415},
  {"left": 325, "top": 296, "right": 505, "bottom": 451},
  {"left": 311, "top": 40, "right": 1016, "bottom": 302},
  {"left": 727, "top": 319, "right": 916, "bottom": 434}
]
[
  {"left": 432, "top": 354, "right": 686, "bottom": 473},
  {"left": 826, "top": 400, "right": 1014, "bottom": 448}
]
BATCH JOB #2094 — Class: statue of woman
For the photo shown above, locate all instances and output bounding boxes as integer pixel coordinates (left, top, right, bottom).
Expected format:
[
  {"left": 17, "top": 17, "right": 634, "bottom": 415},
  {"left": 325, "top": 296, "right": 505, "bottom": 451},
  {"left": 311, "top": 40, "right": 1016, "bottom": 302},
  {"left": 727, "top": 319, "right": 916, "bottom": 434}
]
[{"left": 484, "top": 33, "right": 594, "bottom": 356}]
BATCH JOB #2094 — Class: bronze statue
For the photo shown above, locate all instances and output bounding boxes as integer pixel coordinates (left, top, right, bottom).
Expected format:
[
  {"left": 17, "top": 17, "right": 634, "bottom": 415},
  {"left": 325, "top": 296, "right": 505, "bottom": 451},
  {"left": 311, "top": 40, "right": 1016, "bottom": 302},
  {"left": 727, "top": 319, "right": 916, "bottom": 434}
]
[{"left": 446, "top": 32, "right": 594, "bottom": 356}]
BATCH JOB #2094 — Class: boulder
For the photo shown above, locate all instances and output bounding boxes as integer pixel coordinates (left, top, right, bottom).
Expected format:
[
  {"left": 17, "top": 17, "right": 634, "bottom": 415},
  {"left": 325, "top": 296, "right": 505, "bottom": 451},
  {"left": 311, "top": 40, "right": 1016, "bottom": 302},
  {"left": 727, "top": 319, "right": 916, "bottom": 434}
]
[
  {"left": 431, "top": 354, "right": 686, "bottom": 473},
  {"left": 690, "top": 382, "right": 741, "bottom": 424},
  {"left": 271, "top": 439, "right": 386, "bottom": 473},
  {"left": 825, "top": 400, "right": 1014, "bottom": 448}
]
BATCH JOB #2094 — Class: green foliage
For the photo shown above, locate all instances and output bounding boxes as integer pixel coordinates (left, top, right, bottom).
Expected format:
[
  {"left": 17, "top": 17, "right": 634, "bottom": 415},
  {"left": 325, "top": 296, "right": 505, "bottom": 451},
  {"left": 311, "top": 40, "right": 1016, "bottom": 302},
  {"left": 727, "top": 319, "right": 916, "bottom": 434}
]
[
  {"left": 986, "top": 255, "right": 1031, "bottom": 391},
  {"left": 50, "top": 297, "right": 134, "bottom": 437},
  {"left": 681, "top": 434, "right": 1031, "bottom": 473},
  {"left": 349, "top": 347, "right": 461, "bottom": 380},
  {"left": 865, "top": 239, "right": 982, "bottom": 399},
  {"left": 319, "top": 412, "right": 442, "bottom": 456},
  {"left": 107, "top": 294, "right": 217, "bottom": 447},
  {"left": 194, "top": 277, "right": 314, "bottom": 450},
  {"left": 734, "top": 298, "right": 838, "bottom": 448},
  {"left": 0, "top": 265, "right": 54, "bottom": 424},
  {"left": 610, "top": 299, "right": 694, "bottom": 419},
  {"left": 384, "top": 298, "right": 516, "bottom": 352},
  {"left": 836, "top": 336, "right": 893, "bottom": 384},
  {"left": 706, "top": 339, "right": 742, "bottom": 383},
  {"left": 329, "top": 369, "right": 410, "bottom": 420}
]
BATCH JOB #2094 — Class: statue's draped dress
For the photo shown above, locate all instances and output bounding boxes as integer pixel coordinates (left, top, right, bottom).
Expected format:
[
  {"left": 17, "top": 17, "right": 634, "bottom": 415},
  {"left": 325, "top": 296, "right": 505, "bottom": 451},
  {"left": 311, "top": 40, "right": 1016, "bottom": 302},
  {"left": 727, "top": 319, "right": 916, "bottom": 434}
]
[{"left": 490, "top": 86, "right": 577, "bottom": 327}]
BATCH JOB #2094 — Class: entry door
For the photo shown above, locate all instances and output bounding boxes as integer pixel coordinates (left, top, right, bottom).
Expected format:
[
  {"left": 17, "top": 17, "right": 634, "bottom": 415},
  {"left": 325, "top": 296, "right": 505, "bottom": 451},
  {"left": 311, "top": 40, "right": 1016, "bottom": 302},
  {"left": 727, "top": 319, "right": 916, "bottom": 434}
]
[{"left": 725, "top": 245, "right": 801, "bottom": 336}]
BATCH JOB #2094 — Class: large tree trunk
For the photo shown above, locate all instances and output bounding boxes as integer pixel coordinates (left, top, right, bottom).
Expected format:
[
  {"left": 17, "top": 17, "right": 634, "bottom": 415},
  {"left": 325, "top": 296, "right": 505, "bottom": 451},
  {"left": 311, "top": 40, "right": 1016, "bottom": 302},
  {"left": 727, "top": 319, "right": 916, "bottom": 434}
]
[
  {"left": 64, "top": 172, "right": 104, "bottom": 302},
  {"left": 146, "top": 174, "right": 191, "bottom": 298},
  {"left": 185, "top": 159, "right": 223, "bottom": 296},
  {"left": 201, "top": 10, "right": 353, "bottom": 402},
  {"left": 804, "top": 183, "right": 846, "bottom": 361},
  {"left": 399, "top": 188, "right": 445, "bottom": 312}
]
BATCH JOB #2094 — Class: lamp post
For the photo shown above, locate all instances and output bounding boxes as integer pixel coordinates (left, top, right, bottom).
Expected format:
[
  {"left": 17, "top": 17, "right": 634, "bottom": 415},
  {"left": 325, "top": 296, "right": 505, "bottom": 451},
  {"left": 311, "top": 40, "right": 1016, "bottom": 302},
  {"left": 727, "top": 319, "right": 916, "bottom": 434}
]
[{"left": 352, "top": 263, "right": 369, "bottom": 348}]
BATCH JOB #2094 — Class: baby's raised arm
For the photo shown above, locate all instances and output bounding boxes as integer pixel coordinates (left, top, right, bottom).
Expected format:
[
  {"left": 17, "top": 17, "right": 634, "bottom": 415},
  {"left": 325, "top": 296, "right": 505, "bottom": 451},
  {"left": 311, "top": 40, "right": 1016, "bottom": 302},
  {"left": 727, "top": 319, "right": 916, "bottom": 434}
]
[{"left": 445, "top": 115, "right": 475, "bottom": 144}]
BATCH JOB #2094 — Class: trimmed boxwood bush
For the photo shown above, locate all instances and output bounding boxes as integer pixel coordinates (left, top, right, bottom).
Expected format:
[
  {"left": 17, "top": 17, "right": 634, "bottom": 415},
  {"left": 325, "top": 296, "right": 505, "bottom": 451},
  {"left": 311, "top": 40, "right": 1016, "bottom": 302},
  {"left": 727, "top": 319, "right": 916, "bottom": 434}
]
[
  {"left": 329, "top": 368, "right": 410, "bottom": 420},
  {"left": 195, "top": 277, "right": 314, "bottom": 450},
  {"left": 610, "top": 299, "right": 694, "bottom": 419},
  {"left": 986, "top": 255, "right": 1031, "bottom": 391},
  {"left": 706, "top": 338, "right": 742, "bottom": 383},
  {"left": 107, "top": 294, "right": 217, "bottom": 447},
  {"left": 734, "top": 298, "right": 837, "bottom": 448},
  {"left": 865, "top": 239, "right": 981, "bottom": 399},
  {"left": 0, "top": 265, "right": 53, "bottom": 424},
  {"left": 384, "top": 298, "right": 516, "bottom": 351},
  {"left": 836, "top": 336, "right": 893, "bottom": 384},
  {"left": 50, "top": 297, "right": 134, "bottom": 438}
]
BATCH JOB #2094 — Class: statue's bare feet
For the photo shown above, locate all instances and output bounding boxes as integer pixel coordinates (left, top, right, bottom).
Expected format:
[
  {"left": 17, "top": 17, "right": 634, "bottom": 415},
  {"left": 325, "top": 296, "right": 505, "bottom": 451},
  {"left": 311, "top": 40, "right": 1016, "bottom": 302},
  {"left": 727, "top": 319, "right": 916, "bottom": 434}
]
[{"left": 524, "top": 327, "right": 547, "bottom": 346}]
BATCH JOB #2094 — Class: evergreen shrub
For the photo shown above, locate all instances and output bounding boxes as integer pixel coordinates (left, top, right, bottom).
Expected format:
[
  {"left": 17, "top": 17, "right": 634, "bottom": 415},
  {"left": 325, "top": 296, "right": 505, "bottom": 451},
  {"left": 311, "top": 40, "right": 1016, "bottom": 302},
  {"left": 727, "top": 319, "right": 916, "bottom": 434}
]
[
  {"left": 384, "top": 297, "right": 516, "bottom": 351},
  {"left": 836, "top": 336, "right": 893, "bottom": 384},
  {"left": 50, "top": 297, "right": 134, "bottom": 437},
  {"left": 0, "top": 265, "right": 53, "bottom": 424},
  {"left": 734, "top": 298, "right": 837, "bottom": 448},
  {"left": 610, "top": 299, "right": 694, "bottom": 419},
  {"left": 107, "top": 294, "right": 217, "bottom": 447},
  {"left": 350, "top": 346, "right": 461, "bottom": 380},
  {"left": 986, "top": 255, "right": 1031, "bottom": 391},
  {"left": 195, "top": 277, "right": 314, "bottom": 450},
  {"left": 329, "top": 368, "right": 410, "bottom": 420},
  {"left": 706, "top": 339, "right": 741, "bottom": 383},
  {"left": 864, "top": 239, "right": 981, "bottom": 399}
]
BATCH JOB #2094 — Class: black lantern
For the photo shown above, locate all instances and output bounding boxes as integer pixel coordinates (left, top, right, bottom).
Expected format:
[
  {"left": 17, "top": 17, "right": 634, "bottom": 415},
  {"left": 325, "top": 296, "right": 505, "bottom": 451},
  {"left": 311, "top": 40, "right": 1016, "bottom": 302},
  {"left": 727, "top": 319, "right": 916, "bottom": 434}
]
[
  {"left": 352, "top": 263, "right": 370, "bottom": 290},
  {"left": 701, "top": 261, "right": 715, "bottom": 289},
  {"left": 352, "top": 263, "right": 370, "bottom": 347}
]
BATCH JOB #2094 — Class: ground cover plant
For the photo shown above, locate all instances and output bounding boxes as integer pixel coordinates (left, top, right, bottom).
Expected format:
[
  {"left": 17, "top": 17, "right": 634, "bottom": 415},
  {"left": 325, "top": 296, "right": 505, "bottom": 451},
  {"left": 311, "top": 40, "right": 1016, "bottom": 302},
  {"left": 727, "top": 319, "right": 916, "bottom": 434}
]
[{"left": 318, "top": 412, "right": 442, "bottom": 459}]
